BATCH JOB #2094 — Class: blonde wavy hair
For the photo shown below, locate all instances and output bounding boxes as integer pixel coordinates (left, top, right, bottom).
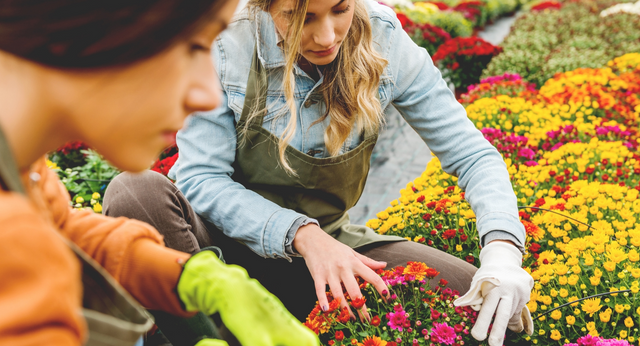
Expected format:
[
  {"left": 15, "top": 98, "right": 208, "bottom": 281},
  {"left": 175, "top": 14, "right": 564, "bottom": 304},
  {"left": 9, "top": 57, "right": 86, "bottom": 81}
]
[{"left": 246, "top": 0, "right": 388, "bottom": 175}]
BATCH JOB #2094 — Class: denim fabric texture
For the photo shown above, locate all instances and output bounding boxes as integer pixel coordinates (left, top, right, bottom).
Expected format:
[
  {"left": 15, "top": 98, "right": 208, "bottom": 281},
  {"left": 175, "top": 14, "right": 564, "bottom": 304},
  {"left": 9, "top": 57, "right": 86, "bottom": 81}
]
[{"left": 169, "top": 0, "right": 526, "bottom": 260}]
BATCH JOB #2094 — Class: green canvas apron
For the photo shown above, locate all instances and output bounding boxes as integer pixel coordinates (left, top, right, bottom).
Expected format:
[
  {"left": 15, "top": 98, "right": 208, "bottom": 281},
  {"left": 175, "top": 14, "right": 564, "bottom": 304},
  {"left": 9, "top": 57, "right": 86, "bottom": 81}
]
[
  {"left": 0, "top": 126, "right": 153, "bottom": 346},
  {"left": 232, "top": 47, "right": 405, "bottom": 248}
]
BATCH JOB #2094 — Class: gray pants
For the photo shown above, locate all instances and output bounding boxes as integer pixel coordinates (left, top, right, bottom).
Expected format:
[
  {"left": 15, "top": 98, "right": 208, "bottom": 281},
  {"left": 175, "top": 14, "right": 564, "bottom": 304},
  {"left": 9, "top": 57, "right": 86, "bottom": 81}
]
[{"left": 103, "top": 170, "right": 477, "bottom": 321}]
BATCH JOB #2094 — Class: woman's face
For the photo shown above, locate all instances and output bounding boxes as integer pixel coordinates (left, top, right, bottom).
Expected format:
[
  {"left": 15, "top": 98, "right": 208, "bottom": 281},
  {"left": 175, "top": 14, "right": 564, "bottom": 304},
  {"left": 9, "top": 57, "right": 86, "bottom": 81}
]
[
  {"left": 270, "top": 0, "right": 355, "bottom": 66},
  {"left": 64, "top": 0, "right": 238, "bottom": 172}
]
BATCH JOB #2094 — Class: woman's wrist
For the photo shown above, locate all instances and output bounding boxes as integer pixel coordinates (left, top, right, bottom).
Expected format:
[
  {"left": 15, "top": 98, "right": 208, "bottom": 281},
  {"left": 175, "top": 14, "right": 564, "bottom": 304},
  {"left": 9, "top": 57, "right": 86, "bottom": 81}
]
[{"left": 292, "top": 223, "right": 326, "bottom": 256}]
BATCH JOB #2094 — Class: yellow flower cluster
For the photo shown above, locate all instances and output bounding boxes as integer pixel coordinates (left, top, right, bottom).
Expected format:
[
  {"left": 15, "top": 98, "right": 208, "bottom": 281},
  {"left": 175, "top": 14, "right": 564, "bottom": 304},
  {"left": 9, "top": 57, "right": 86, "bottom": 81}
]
[
  {"left": 368, "top": 53, "right": 640, "bottom": 344},
  {"left": 608, "top": 53, "right": 640, "bottom": 75}
]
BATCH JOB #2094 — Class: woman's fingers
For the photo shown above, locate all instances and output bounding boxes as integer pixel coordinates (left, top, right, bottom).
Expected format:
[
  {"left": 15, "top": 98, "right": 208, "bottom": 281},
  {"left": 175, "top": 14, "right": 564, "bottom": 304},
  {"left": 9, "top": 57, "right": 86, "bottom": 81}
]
[
  {"left": 314, "top": 280, "right": 330, "bottom": 313},
  {"left": 355, "top": 252, "right": 387, "bottom": 271},
  {"left": 355, "top": 257, "right": 390, "bottom": 301},
  {"left": 341, "top": 272, "right": 371, "bottom": 322},
  {"left": 328, "top": 278, "right": 354, "bottom": 319}
]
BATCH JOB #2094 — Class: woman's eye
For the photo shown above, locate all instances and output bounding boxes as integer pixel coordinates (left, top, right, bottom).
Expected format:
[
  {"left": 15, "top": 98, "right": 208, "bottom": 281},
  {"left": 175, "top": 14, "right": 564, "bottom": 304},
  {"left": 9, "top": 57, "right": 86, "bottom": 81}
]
[
  {"left": 335, "top": 5, "right": 351, "bottom": 14},
  {"left": 190, "top": 44, "right": 210, "bottom": 53}
]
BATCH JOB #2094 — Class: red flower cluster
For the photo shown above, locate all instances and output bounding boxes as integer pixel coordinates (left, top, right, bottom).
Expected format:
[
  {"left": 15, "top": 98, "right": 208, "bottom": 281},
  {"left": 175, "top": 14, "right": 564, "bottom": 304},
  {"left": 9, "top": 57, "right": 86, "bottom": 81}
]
[
  {"left": 432, "top": 37, "right": 502, "bottom": 63},
  {"left": 432, "top": 37, "right": 503, "bottom": 90},
  {"left": 56, "top": 141, "right": 89, "bottom": 155},
  {"left": 453, "top": 1, "right": 484, "bottom": 24},
  {"left": 151, "top": 152, "right": 178, "bottom": 176},
  {"left": 427, "top": 1, "right": 450, "bottom": 10},
  {"left": 531, "top": 1, "right": 562, "bottom": 11},
  {"left": 398, "top": 11, "right": 451, "bottom": 55}
]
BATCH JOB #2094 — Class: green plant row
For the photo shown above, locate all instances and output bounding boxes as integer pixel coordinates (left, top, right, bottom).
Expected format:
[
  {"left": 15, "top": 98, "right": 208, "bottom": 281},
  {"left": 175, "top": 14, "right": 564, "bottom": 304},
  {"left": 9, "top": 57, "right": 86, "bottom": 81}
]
[{"left": 483, "top": 0, "right": 640, "bottom": 87}]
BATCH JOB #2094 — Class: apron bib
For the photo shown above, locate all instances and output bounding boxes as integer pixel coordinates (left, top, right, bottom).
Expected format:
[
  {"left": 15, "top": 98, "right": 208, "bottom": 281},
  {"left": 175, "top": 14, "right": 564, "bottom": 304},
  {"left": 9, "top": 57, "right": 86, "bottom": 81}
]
[
  {"left": 0, "top": 127, "right": 153, "bottom": 346},
  {"left": 232, "top": 47, "right": 405, "bottom": 248}
]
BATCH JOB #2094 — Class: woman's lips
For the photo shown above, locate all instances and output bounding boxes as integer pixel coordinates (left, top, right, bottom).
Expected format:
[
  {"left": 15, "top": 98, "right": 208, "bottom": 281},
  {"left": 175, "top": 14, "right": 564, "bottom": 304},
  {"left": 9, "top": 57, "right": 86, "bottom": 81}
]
[{"left": 311, "top": 45, "right": 337, "bottom": 57}]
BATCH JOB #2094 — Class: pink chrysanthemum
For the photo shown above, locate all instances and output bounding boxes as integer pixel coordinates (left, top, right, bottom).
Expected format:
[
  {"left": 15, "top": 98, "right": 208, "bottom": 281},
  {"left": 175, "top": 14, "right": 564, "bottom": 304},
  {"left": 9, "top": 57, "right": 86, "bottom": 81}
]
[
  {"left": 430, "top": 322, "right": 456, "bottom": 345},
  {"left": 386, "top": 308, "right": 408, "bottom": 332}
]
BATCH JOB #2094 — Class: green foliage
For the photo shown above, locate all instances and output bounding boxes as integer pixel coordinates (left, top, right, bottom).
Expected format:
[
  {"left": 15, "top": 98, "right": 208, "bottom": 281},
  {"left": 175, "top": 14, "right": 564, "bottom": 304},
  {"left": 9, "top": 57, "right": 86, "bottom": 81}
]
[
  {"left": 422, "top": 11, "right": 474, "bottom": 37},
  {"left": 483, "top": 0, "right": 640, "bottom": 87},
  {"left": 484, "top": 0, "right": 519, "bottom": 20},
  {"left": 53, "top": 150, "right": 120, "bottom": 210}
]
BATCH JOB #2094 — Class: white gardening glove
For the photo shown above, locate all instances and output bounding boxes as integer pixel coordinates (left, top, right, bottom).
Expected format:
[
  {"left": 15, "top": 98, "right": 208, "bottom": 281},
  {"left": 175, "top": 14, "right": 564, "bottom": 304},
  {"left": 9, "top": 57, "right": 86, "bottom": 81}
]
[{"left": 454, "top": 241, "right": 534, "bottom": 346}]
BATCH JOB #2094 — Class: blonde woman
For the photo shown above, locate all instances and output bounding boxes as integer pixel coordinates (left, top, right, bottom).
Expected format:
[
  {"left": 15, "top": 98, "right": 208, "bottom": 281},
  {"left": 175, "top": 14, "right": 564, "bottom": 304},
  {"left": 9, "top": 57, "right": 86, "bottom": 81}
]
[{"left": 106, "top": 0, "right": 533, "bottom": 345}]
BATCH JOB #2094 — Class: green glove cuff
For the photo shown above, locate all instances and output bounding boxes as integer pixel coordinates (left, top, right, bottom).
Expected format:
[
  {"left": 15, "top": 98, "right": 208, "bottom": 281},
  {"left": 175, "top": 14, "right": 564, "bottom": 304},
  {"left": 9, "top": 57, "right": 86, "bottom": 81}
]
[
  {"left": 194, "top": 339, "right": 229, "bottom": 346},
  {"left": 177, "top": 250, "right": 249, "bottom": 315}
]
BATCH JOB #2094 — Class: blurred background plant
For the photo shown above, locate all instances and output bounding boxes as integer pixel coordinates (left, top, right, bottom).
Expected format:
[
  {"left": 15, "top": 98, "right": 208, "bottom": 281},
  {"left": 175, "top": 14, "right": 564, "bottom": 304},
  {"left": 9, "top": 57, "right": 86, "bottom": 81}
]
[{"left": 47, "top": 148, "right": 120, "bottom": 212}]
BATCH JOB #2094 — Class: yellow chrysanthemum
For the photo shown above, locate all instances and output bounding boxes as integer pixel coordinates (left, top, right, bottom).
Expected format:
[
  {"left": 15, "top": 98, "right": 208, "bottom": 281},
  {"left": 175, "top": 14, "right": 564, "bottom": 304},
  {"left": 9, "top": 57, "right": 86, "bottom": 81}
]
[{"left": 581, "top": 298, "right": 602, "bottom": 317}]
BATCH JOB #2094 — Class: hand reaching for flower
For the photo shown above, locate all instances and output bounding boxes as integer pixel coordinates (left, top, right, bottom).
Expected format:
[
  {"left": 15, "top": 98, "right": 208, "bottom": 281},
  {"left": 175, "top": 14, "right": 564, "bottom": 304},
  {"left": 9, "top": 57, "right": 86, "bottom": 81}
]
[
  {"left": 454, "top": 240, "right": 534, "bottom": 346},
  {"left": 293, "top": 223, "right": 390, "bottom": 321}
]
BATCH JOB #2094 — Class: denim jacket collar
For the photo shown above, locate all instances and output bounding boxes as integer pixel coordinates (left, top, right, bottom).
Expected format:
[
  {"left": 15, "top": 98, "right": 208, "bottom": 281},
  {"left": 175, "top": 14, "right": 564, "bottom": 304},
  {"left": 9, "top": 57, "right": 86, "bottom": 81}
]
[{"left": 254, "top": 10, "right": 286, "bottom": 70}]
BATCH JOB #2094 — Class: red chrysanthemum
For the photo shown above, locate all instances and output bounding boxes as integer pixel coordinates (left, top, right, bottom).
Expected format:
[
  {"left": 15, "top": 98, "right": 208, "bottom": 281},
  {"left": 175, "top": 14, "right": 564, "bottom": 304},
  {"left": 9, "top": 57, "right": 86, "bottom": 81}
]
[{"left": 351, "top": 296, "right": 366, "bottom": 309}]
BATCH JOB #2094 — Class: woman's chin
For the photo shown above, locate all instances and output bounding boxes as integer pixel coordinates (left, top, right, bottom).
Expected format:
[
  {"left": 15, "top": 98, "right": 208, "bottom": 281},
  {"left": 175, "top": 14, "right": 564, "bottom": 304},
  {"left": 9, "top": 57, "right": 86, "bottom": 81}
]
[{"left": 98, "top": 149, "right": 157, "bottom": 173}]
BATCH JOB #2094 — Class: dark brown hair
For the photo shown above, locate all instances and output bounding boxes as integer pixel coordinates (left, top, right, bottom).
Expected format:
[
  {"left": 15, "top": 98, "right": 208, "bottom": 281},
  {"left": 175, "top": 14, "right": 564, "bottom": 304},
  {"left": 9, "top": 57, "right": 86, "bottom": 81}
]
[{"left": 0, "top": 0, "right": 227, "bottom": 68}]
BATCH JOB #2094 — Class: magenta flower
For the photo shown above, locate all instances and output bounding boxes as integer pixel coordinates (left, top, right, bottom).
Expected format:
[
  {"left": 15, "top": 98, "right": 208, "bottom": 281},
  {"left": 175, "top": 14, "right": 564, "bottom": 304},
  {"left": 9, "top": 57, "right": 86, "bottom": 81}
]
[
  {"left": 550, "top": 142, "right": 564, "bottom": 151},
  {"left": 387, "top": 307, "right": 408, "bottom": 331},
  {"left": 596, "top": 340, "right": 631, "bottom": 346},
  {"left": 430, "top": 322, "right": 457, "bottom": 345},
  {"left": 518, "top": 147, "right": 536, "bottom": 160},
  {"left": 576, "top": 335, "right": 601, "bottom": 346}
]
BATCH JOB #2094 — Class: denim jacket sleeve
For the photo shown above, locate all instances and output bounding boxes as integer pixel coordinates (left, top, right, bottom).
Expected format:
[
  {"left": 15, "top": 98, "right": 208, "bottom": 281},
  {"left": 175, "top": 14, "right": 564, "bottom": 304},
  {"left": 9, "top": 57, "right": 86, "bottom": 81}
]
[
  {"left": 170, "top": 95, "right": 305, "bottom": 261},
  {"left": 382, "top": 9, "right": 526, "bottom": 248}
]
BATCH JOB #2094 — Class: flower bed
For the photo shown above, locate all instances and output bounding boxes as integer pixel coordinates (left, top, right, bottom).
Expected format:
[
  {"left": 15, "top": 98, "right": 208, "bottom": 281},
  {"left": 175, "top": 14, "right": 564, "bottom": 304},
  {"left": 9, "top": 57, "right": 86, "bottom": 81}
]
[
  {"left": 381, "top": 0, "right": 529, "bottom": 55},
  {"left": 304, "top": 262, "right": 484, "bottom": 345},
  {"left": 361, "top": 53, "right": 640, "bottom": 345},
  {"left": 483, "top": 0, "right": 640, "bottom": 88}
]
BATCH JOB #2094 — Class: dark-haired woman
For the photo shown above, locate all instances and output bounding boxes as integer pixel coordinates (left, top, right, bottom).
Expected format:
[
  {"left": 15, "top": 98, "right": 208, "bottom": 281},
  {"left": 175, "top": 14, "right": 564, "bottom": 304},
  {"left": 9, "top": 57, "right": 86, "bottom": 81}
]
[{"left": 0, "top": 0, "right": 317, "bottom": 345}]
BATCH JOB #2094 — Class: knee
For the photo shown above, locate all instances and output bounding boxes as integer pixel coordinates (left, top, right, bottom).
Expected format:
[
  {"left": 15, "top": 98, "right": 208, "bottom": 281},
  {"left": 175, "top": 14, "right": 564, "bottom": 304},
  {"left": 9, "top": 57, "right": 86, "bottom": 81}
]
[{"left": 103, "top": 170, "right": 176, "bottom": 218}]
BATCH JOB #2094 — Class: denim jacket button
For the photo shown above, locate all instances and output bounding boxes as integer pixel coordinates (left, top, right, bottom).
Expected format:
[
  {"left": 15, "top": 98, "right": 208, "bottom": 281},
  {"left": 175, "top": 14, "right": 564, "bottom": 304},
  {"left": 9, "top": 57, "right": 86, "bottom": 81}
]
[{"left": 304, "top": 99, "right": 312, "bottom": 108}]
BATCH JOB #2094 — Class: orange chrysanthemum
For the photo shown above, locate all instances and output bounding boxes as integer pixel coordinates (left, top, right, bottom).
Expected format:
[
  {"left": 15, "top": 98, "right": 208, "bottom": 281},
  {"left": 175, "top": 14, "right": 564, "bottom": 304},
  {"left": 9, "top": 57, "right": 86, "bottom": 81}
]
[
  {"left": 522, "top": 220, "right": 544, "bottom": 241},
  {"left": 358, "top": 336, "right": 388, "bottom": 346},
  {"left": 403, "top": 261, "right": 430, "bottom": 280}
]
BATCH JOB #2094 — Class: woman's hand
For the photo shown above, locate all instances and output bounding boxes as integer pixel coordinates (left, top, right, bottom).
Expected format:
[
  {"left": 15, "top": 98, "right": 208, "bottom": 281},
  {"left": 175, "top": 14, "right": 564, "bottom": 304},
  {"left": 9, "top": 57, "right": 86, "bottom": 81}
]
[
  {"left": 453, "top": 241, "right": 534, "bottom": 346},
  {"left": 293, "top": 224, "right": 390, "bottom": 321}
]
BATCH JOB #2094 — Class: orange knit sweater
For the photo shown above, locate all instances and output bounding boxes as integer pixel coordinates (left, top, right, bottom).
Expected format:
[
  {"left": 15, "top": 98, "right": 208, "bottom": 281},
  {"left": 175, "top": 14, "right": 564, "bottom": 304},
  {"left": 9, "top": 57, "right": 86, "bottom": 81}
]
[{"left": 0, "top": 158, "right": 192, "bottom": 345}]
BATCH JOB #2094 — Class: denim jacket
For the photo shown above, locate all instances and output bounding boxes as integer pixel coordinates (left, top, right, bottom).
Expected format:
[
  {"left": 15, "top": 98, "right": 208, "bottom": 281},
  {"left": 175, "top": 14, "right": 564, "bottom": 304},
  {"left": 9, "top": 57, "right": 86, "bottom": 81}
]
[{"left": 169, "top": 0, "right": 526, "bottom": 260}]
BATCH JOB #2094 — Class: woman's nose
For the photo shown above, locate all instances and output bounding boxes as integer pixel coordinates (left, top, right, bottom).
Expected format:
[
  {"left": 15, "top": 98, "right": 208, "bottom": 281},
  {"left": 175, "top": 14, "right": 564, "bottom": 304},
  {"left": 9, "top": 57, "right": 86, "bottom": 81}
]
[
  {"left": 313, "top": 18, "right": 336, "bottom": 48},
  {"left": 185, "top": 69, "right": 222, "bottom": 114}
]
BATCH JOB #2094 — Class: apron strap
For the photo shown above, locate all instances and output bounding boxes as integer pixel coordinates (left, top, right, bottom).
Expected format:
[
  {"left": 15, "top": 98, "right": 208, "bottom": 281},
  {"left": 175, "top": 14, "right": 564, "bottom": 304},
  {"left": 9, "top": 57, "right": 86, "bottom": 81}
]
[
  {"left": 0, "top": 126, "right": 26, "bottom": 194},
  {"left": 238, "top": 45, "right": 269, "bottom": 128}
]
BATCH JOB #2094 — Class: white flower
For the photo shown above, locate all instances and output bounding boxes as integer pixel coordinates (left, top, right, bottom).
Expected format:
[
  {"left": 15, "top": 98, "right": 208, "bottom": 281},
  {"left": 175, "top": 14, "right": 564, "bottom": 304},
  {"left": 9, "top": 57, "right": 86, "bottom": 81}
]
[{"left": 600, "top": 0, "right": 640, "bottom": 17}]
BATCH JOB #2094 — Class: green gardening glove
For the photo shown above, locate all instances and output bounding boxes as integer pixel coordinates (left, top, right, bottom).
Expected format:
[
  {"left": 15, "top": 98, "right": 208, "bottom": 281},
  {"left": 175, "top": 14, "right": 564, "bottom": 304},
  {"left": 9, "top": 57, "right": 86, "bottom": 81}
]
[
  {"left": 195, "top": 339, "right": 228, "bottom": 346},
  {"left": 177, "top": 251, "right": 319, "bottom": 346}
]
